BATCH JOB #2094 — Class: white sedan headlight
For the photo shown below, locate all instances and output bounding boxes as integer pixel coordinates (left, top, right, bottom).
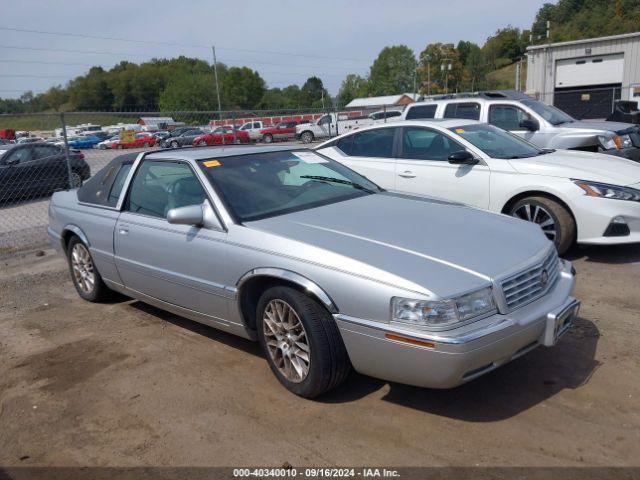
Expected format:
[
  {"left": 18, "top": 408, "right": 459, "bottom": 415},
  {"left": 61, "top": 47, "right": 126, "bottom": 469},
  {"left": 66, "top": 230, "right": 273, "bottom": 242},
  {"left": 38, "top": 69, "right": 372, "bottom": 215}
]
[
  {"left": 573, "top": 179, "right": 640, "bottom": 202},
  {"left": 391, "top": 287, "right": 496, "bottom": 329}
]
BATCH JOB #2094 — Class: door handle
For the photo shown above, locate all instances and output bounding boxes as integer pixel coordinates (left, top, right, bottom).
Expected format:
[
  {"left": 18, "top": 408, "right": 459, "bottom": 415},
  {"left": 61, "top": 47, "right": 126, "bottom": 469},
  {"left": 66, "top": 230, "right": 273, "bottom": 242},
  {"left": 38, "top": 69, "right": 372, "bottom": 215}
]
[
  {"left": 398, "top": 171, "right": 416, "bottom": 178},
  {"left": 118, "top": 227, "right": 129, "bottom": 235}
]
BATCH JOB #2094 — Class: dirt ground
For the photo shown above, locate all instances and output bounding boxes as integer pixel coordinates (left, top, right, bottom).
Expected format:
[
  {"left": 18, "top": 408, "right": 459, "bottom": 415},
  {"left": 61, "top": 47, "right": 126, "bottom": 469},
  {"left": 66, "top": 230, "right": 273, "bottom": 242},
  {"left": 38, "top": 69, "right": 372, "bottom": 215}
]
[{"left": 1, "top": 244, "right": 639, "bottom": 468}]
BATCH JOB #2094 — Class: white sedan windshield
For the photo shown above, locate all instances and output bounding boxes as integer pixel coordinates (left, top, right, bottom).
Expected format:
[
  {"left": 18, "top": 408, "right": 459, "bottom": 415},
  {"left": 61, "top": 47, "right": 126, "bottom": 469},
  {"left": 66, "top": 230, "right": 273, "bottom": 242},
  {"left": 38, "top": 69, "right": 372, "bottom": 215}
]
[{"left": 450, "top": 124, "right": 544, "bottom": 159}]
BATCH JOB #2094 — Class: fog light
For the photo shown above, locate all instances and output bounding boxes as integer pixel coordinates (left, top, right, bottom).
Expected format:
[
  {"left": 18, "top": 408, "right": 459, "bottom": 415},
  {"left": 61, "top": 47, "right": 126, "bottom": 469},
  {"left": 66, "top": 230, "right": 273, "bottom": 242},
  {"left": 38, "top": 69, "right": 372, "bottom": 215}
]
[{"left": 603, "top": 216, "right": 630, "bottom": 237}]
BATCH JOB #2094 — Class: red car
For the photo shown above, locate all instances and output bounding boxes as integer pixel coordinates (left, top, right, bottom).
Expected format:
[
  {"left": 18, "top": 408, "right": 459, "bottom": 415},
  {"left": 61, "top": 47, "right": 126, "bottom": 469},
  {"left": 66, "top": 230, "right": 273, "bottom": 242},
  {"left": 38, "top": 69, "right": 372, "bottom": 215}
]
[
  {"left": 193, "top": 126, "right": 250, "bottom": 146},
  {"left": 259, "top": 121, "right": 297, "bottom": 143},
  {"left": 113, "top": 132, "right": 156, "bottom": 149}
]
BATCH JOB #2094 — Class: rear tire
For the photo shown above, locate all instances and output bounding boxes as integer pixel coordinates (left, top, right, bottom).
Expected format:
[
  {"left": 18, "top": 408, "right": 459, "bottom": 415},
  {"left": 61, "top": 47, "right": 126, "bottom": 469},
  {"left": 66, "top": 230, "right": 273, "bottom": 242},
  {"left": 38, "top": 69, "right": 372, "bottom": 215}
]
[
  {"left": 509, "top": 196, "right": 575, "bottom": 255},
  {"left": 263, "top": 133, "right": 273, "bottom": 144},
  {"left": 67, "top": 236, "right": 113, "bottom": 302},
  {"left": 256, "top": 286, "right": 351, "bottom": 398},
  {"left": 301, "top": 131, "right": 314, "bottom": 144}
]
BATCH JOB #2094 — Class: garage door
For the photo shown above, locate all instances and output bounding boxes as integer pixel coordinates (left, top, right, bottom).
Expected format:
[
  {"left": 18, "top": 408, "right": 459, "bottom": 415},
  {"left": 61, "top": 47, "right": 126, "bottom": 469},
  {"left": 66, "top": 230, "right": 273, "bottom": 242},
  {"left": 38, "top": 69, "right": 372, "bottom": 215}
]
[{"left": 553, "top": 54, "right": 624, "bottom": 119}]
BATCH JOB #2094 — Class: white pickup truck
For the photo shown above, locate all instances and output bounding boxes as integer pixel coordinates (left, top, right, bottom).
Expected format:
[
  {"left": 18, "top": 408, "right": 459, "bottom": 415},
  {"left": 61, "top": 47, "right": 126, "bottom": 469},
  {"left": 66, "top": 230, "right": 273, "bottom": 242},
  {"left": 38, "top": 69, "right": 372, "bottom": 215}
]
[
  {"left": 237, "top": 121, "right": 266, "bottom": 142},
  {"left": 295, "top": 111, "right": 401, "bottom": 143}
]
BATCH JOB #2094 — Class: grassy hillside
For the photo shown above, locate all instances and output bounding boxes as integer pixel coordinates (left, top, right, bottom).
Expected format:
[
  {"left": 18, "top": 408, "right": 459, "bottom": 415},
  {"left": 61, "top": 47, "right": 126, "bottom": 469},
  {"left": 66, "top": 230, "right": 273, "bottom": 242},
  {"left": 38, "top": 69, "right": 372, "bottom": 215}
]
[{"left": 485, "top": 62, "right": 527, "bottom": 91}]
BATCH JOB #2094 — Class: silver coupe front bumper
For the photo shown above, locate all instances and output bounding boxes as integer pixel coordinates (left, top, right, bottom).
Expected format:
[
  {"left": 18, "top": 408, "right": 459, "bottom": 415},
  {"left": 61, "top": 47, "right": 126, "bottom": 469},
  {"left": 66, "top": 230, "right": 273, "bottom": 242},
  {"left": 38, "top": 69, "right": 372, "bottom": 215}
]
[{"left": 334, "top": 262, "right": 579, "bottom": 389}]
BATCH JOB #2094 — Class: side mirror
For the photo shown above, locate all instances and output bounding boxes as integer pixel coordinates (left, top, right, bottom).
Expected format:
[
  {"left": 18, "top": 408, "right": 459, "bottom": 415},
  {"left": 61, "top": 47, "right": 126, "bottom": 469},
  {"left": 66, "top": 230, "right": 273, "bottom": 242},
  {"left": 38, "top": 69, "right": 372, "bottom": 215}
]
[
  {"left": 5, "top": 157, "right": 19, "bottom": 166},
  {"left": 166, "top": 200, "right": 224, "bottom": 230},
  {"left": 448, "top": 150, "right": 478, "bottom": 165},
  {"left": 167, "top": 204, "right": 204, "bottom": 226},
  {"left": 519, "top": 118, "right": 539, "bottom": 131}
]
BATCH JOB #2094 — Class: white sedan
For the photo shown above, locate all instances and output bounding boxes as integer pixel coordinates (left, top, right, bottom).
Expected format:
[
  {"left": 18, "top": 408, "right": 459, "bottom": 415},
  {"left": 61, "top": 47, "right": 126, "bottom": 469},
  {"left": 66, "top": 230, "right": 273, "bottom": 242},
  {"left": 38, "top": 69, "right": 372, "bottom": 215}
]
[{"left": 316, "top": 120, "right": 640, "bottom": 254}]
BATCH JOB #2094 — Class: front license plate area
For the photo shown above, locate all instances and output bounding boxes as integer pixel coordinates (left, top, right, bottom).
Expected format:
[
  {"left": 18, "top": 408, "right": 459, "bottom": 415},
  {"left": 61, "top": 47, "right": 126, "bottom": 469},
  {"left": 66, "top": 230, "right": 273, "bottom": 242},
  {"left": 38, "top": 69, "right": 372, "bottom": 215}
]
[{"left": 543, "top": 300, "right": 580, "bottom": 347}]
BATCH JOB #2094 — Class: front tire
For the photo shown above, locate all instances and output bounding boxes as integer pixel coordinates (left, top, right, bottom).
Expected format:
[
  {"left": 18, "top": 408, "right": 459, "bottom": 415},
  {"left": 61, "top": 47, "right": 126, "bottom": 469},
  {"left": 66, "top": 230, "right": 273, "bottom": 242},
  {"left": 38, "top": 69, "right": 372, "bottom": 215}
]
[
  {"left": 67, "top": 236, "right": 112, "bottom": 302},
  {"left": 170, "top": 140, "right": 179, "bottom": 148},
  {"left": 509, "top": 196, "right": 575, "bottom": 254},
  {"left": 256, "top": 286, "right": 351, "bottom": 398}
]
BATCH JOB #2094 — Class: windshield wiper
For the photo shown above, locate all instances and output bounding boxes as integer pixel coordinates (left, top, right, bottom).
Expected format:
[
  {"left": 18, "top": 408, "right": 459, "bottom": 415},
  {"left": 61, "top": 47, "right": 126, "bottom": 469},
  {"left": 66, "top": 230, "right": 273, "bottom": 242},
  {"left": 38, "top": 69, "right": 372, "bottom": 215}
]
[
  {"left": 299, "top": 175, "right": 377, "bottom": 194},
  {"left": 538, "top": 149, "right": 555, "bottom": 155}
]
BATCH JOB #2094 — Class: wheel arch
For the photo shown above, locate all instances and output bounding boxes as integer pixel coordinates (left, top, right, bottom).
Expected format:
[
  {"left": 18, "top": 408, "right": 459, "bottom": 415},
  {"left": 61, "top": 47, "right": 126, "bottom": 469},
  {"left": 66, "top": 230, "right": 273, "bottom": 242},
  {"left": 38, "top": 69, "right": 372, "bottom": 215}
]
[
  {"left": 61, "top": 224, "right": 90, "bottom": 251},
  {"left": 236, "top": 268, "right": 338, "bottom": 331},
  {"left": 500, "top": 190, "right": 578, "bottom": 235}
]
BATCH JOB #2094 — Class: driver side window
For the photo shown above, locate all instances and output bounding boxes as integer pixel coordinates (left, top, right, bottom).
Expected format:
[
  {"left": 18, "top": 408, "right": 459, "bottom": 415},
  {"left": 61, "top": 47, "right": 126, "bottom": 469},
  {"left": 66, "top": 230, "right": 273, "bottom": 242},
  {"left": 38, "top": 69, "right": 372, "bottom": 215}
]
[
  {"left": 125, "top": 161, "right": 207, "bottom": 218},
  {"left": 489, "top": 105, "right": 531, "bottom": 131}
]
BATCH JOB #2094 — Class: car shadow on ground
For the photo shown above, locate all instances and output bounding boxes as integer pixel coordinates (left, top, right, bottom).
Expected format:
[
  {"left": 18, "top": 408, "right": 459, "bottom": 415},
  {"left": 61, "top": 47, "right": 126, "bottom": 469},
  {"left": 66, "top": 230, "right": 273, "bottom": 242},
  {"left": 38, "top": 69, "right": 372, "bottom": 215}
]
[
  {"left": 125, "top": 298, "right": 599, "bottom": 421},
  {"left": 321, "top": 316, "right": 600, "bottom": 422},
  {"left": 564, "top": 243, "right": 640, "bottom": 264},
  {"left": 128, "top": 301, "right": 263, "bottom": 358}
]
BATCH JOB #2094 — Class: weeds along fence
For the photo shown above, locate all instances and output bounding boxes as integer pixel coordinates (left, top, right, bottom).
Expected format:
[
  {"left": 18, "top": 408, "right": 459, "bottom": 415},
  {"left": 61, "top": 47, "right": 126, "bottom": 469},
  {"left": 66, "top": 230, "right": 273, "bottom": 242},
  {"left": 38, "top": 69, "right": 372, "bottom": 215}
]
[{"left": 0, "top": 108, "right": 344, "bottom": 255}]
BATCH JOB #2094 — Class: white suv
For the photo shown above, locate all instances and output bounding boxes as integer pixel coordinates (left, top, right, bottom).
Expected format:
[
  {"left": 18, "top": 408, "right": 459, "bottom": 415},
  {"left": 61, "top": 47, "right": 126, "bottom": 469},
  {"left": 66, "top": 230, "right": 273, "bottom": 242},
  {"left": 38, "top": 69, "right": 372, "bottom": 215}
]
[
  {"left": 400, "top": 91, "right": 640, "bottom": 162},
  {"left": 316, "top": 120, "right": 640, "bottom": 254}
]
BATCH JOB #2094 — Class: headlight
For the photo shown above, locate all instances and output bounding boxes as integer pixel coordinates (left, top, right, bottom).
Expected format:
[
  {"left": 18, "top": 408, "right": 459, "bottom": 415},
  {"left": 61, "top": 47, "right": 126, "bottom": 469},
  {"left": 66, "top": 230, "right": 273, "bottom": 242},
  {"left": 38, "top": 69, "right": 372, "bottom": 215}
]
[
  {"left": 391, "top": 287, "right": 496, "bottom": 329},
  {"left": 618, "top": 134, "right": 633, "bottom": 149},
  {"left": 598, "top": 134, "right": 618, "bottom": 150},
  {"left": 573, "top": 179, "right": 640, "bottom": 202},
  {"left": 598, "top": 134, "right": 633, "bottom": 150}
]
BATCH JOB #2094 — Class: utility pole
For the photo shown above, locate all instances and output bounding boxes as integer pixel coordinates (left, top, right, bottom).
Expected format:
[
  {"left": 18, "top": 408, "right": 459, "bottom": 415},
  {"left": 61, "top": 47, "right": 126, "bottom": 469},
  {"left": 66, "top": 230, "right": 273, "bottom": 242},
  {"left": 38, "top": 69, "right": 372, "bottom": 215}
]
[
  {"left": 211, "top": 46, "right": 222, "bottom": 117},
  {"left": 441, "top": 60, "right": 452, "bottom": 94}
]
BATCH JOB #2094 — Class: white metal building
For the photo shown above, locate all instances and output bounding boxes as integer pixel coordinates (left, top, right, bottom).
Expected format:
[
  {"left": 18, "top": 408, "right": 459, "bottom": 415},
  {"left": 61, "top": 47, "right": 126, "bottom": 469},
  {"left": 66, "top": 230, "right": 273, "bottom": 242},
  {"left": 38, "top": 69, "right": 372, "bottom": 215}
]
[{"left": 526, "top": 32, "right": 640, "bottom": 119}]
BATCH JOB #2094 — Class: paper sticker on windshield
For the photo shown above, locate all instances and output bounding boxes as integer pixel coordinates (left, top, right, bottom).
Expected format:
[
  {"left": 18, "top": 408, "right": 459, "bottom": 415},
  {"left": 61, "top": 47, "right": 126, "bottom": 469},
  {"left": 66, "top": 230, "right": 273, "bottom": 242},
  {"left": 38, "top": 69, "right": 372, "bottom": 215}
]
[
  {"left": 455, "top": 128, "right": 466, "bottom": 134},
  {"left": 292, "top": 151, "right": 328, "bottom": 164},
  {"left": 203, "top": 159, "right": 221, "bottom": 167}
]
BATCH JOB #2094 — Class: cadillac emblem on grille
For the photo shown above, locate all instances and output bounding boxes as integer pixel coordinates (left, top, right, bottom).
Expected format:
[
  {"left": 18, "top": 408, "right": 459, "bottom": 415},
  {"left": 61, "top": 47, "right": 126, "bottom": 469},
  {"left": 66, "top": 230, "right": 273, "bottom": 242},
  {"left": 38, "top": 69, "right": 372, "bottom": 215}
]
[{"left": 540, "top": 269, "right": 549, "bottom": 287}]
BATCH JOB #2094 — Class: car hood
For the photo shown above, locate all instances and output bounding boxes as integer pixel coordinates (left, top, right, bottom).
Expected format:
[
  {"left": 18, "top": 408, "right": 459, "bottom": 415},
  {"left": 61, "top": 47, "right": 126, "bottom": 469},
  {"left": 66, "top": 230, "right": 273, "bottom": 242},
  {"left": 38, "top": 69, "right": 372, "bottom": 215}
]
[
  {"left": 562, "top": 120, "right": 638, "bottom": 134},
  {"left": 508, "top": 150, "right": 640, "bottom": 186},
  {"left": 246, "top": 192, "right": 551, "bottom": 298}
]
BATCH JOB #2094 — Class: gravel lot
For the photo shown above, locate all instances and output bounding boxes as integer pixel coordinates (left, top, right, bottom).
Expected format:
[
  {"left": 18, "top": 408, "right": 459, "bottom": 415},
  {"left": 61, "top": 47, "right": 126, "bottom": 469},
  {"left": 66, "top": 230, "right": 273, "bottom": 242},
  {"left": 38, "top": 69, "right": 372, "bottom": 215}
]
[{"left": 0, "top": 243, "right": 639, "bottom": 468}]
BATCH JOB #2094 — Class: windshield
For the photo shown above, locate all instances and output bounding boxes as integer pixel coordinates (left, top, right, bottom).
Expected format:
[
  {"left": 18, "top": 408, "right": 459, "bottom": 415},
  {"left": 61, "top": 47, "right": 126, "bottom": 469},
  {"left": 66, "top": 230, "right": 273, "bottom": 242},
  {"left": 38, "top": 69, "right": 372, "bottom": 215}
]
[
  {"left": 198, "top": 150, "right": 381, "bottom": 222},
  {"left": 520, "top": 99, "right": 574, "bottom": 125},
  {"left": 449, "top": 124, "right": 543, "bottom": 159}
]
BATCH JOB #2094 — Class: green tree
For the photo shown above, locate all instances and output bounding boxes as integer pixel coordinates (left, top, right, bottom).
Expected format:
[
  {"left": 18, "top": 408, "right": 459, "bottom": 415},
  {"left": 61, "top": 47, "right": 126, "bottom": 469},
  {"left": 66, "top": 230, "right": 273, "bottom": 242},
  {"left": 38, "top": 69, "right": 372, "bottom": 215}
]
[
  {"left": 336, "top": 74, "right": 368, "bottom": 107},
  {"left": 220, "top": 67, "right": 265, "bottom": 109},
  {"left": 368, "top": 45, "right": 416, "bottom": 96},
  {"left": 300, "top": 76, "right": 329, "bottom": 108},
  {"left": 67, "top": 67, "right": 113, "bottom": 110},
  {"left": 158, "top": 74, "right": 219, "bottom": 111},
  {"left": 417, "top": 43, "right": 464, "bottom": 94}
]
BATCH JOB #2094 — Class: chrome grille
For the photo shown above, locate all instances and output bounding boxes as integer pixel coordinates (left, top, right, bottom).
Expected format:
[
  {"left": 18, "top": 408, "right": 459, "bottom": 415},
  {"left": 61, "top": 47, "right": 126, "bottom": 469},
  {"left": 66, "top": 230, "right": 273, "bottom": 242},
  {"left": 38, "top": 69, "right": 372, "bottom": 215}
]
[{"left": 500, "top": 249, "right": 561, "bottom": 311}]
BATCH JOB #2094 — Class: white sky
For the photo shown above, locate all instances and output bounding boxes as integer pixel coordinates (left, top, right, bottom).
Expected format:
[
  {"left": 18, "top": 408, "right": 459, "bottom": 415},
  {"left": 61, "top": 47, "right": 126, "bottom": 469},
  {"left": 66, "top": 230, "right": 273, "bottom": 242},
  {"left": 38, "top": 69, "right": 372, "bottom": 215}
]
[{"left": 0, "top": 0, "right": 550, "bottom": 98}]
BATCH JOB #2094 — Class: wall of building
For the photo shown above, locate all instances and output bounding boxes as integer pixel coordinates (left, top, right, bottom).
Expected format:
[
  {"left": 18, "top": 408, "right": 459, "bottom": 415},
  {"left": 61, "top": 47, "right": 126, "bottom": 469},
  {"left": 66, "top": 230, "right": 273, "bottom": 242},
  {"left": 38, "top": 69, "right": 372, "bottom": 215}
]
[{"left": 526, "top": 33, "right": 640, "bottom": 108}]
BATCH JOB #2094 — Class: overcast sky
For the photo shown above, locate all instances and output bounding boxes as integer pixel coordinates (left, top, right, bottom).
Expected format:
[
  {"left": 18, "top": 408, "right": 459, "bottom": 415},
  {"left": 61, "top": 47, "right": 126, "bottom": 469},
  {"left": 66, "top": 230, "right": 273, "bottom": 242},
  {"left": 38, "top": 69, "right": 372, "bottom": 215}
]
[{"left": 0, "top": 0, "right": 549, "bottom": 99}]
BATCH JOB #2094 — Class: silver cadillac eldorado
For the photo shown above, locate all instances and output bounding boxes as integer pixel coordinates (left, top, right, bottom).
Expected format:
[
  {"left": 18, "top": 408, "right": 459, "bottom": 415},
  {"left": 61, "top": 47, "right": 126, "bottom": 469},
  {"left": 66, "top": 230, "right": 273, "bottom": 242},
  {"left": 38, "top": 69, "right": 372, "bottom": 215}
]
[{"left": 47, "top": 146, "right": 580, "bottom": 398}]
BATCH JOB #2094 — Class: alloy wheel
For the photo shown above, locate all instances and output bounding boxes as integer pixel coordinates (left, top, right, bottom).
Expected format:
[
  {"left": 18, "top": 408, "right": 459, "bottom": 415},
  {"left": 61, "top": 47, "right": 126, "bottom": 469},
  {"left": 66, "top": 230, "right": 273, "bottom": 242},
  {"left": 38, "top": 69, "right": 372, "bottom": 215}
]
[
  {"left": 512, "top": 203, "right": 557, "bottom": 240},
  {"left": 262, "top": 299, "right": 311, "bottom": 383},
  {"left": 70, "top": 171, "right": 83, "bottom": 188},
  {"left": 71, "top": 243, "right": 95, "bottom": 294}
]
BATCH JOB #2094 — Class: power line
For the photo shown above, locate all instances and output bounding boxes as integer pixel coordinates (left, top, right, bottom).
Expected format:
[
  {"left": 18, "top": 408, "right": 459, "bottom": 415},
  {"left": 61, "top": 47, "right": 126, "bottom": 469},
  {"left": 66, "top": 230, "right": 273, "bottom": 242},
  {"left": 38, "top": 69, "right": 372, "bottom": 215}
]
[
  {"left": 0, "top": 59, "right": 98, "bottom": 67},
  {"left": 0, "top": 74, "right": 69, "bottom": 78},
  {"left": 0, "top": 26, "right": 369, "bottom": 63},
  {"left": 0, "top": 44, "right": 364, "bottom": 72}
]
